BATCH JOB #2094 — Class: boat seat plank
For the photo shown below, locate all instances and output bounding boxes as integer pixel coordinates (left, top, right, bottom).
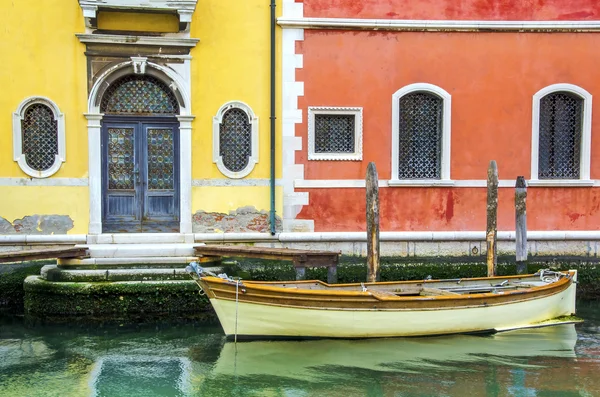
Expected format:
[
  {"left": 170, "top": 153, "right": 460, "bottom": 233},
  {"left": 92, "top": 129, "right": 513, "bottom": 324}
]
[
  {"left": 0, "top": 246, "right": 89, "bottom": 264},
  {"left": 420, "top": 287, "right": 461, "bottom": 296}
]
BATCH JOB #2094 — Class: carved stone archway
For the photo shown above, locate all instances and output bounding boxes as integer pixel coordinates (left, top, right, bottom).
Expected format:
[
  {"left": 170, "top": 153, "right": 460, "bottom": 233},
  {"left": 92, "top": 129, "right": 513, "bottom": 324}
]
[{"left": 85, "top": 60, "right": 194, "bottom": 234}]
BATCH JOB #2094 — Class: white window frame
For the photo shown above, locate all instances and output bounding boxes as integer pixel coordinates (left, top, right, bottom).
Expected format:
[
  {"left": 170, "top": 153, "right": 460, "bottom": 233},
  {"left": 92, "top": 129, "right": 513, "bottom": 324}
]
[
  {"left": 307, "top": 106, "right": 363, "bottom": 161},
  {"left": 390, "top": 83, "right": 452, "bottom": 186},
  {"left": 212, "top": 101, "right": 259, "bottom": 179},
  {"left": 531, "top": 83, "right": 593, "bottom": 186},
  {"left": 13, "top": 96, "right": 66, "bottom": 178}
]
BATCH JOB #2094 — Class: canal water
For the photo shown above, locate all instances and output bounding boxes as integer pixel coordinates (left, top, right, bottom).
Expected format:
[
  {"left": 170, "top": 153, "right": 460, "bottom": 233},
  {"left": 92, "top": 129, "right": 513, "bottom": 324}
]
[{"left": 1, "top": 301, "right": 600, "bottom": 397}]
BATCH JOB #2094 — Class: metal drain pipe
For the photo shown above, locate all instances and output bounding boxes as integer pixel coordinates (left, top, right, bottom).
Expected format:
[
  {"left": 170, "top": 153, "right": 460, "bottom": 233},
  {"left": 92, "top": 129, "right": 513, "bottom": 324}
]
[{"left": 269, "top": 0, "right": 277, "bottom": 235}]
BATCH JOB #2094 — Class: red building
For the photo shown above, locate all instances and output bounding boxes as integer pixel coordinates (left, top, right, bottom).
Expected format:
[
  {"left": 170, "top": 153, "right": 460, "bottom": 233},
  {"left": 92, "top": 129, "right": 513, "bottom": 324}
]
[{"left": 279, "top": 0, "right": 600, "bottom": 256}]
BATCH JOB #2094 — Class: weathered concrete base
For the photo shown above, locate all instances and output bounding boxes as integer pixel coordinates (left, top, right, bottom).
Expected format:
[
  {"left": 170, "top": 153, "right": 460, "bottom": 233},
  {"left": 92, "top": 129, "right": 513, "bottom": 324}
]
[{"left": 23, "top": 276, "right": 215, "bottom": 324}]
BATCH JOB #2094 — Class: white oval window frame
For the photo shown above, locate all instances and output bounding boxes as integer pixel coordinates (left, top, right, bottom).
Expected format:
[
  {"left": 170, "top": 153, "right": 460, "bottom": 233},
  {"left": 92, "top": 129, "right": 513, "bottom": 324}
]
[
  {"left": 212, "top": 101, "right": 259, "bottom": 179},
  {"left": 13, "top": 96, "right": 66, "bottom": 178}
]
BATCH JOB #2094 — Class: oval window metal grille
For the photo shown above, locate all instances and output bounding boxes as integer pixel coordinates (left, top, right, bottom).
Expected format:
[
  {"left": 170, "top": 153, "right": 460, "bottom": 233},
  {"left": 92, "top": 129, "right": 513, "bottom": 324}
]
[
  {"left": 22, "top": 104, "right": 59, "bottom": 171},
  {"left": 219, "top": 108, "right": 252, "bottom": 173},
  {"left": 398, "top": 92, "right": 443, "bottom": 179},
  {"left": 100, "top": 75, "right": 179, "bottom": 115},
  {"left": 538, "top": 92, "right": 583, "bottom": 179}
]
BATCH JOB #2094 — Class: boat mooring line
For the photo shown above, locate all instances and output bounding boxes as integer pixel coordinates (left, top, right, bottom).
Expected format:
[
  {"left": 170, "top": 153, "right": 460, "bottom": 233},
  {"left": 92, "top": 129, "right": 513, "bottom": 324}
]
[{"left": 235, "top": 279, "right": 240, "bottom": 344}]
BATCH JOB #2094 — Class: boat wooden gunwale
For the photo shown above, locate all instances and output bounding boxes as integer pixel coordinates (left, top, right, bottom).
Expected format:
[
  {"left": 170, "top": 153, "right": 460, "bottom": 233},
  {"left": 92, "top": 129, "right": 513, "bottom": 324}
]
[{"left": 187, "top": 267, "right": 578, "bottom": 339}]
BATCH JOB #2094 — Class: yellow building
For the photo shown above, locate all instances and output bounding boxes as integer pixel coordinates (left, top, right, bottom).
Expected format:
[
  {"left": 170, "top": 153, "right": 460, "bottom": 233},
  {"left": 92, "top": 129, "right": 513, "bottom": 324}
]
[{"left": 0, "top": 0, "right": 287, "bottom": 240}]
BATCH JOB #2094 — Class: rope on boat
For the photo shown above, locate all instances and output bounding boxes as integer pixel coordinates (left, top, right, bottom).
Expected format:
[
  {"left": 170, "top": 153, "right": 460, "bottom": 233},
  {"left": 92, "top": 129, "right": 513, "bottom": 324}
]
[
  {"left": 186, "top": 261, "right": 244, "bottom": 342},
  {"left": 235, "top": 278, "right": 240, "bottom": 344},
  {"left": 536, "top": 269, "right": 563, "bottom": 283}
]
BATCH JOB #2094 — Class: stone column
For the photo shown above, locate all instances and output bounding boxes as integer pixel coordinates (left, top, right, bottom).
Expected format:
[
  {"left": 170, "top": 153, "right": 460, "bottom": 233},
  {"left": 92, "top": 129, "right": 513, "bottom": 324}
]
[
  {"left": 177, "top": 115, "right": 195, "bottom": 234},
  {"left": 85, "top": 113, "right": 104, "bottom": 235}
]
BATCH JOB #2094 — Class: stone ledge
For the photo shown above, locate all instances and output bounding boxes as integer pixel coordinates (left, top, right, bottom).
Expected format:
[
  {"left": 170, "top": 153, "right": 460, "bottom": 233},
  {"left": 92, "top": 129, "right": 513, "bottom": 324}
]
[{"left": 23, "top": 276, "right": 213, "bottom": 323}]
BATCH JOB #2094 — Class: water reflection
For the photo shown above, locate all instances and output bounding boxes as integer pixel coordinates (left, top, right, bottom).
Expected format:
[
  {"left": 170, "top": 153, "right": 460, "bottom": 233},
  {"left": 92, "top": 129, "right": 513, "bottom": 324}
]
[
  {"left": 212, "top": 325, "right": 578, "bottom": 380},
  {"left": 0, "top": 316, "right": 599, "bottom": 396}
]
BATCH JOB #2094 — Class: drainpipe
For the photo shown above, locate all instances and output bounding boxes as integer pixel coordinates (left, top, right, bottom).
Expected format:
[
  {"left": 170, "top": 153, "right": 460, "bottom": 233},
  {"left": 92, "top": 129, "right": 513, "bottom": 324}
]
[{"left": 269, "top": 0, "right": 277, "bottom": 235}]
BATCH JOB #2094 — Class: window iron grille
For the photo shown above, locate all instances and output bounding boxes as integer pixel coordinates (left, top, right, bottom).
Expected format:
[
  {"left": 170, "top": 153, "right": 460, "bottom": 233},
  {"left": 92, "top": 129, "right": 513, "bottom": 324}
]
[
  {"left": 397, "top": 92, "right": 443, "bottom": 179},
  {"left": 100, "top": 75, "right": 179, "bottom": 115},
  {"left": 21, "top": 104, "right": 59, "bottom": 172},
  {"left": 314, "top": 114, "right": 355, "bottom": 153},
  {"left": 147, "top": 128, "right": 175, "bottom": 190},
  {"left": 538, "top": 92, "right": 582, "bottom": 179},
  {"left": 219, "top": 108, "right": 252, "bottom": 173},
  {"left": 107, "top": 128, "right": 135, "bottom": 190}
]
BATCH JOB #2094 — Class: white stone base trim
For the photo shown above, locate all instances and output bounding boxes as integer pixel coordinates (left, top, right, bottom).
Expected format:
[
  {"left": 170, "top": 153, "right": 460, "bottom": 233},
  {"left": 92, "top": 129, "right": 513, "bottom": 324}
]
[
  {"left": 0, "top": 235, "right": 87, "bottom": 245},
  {"left": 294, "top": 179, "right": 600, "bottom": 188},
  {"left": 278, "top": 17, "right": 600, "bottom": 32},
  {"left": 2, "top": 231, "right": 600, "bottom": 257}
]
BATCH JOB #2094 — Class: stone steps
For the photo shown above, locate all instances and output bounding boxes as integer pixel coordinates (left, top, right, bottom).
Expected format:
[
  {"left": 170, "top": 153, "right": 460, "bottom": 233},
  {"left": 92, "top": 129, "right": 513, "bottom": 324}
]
[
  {"left": 42, "top": 263, "right": 225, "bottom": 282},
  {"left": 41, "top": 238, "right": 227, "bottom": 282},
  {"left": 46, "top": 241, "right": 219, "bottom": 282},
  {"left": 58, "top": 256, "right": 201, "bottom": 267},
  {"left": 87, "top": 233, "right": 195, "bottom": 245},
  {"left": 81, "top": 243, "right": 201, "bottom": 258}
]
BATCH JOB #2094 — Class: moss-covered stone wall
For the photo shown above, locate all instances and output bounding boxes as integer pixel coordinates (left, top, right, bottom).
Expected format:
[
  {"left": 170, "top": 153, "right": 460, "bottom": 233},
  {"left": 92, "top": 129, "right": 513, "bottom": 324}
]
[
  {"left": 3, "top": 255, "right": 600, "bottom": 324},
  {"left": 0, "top": 261, "right": 49, "bottom": 314},
  {"left": 23, "top": 277, "right": 215, "bottom": 324}
]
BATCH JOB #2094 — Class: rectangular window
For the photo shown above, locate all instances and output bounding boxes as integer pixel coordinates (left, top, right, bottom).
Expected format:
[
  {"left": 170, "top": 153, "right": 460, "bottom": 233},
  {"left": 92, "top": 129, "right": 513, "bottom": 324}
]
[{"left": 308, "top": 107, "right": 362, "bottom": 160}]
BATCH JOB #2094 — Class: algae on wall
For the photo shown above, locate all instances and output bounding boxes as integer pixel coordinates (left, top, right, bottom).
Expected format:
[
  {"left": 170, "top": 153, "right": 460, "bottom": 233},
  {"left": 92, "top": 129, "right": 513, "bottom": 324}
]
[
  {"left": 5, "top": 256, "right": 600, "bottom": 325},
  {"left": 0, "top": 261, "right": 48, "bottom": 314},
  {"left": 24, "top": 277, "right": 215, "bottom": 324}
]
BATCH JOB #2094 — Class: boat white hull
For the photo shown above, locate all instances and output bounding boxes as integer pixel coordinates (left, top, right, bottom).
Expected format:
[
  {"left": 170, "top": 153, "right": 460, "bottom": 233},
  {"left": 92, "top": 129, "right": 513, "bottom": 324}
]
[{"left": 210, "top": 282, "right": 577, "bottom": 338}]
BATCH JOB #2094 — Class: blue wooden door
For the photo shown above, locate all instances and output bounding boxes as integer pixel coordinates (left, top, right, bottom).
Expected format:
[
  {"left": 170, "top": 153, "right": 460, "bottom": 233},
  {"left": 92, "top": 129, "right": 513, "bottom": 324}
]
[{"left": 102, "top": 119, "right": 179, "bottom": 232}]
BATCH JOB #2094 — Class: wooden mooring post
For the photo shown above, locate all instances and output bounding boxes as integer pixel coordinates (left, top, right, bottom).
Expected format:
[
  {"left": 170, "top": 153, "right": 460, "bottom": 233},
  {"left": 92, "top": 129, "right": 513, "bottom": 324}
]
[
  {"left": 486, "top": 161, "right": 498, "bottom": 277},
  {"left": 366, "top": 162, "right": 380, "bottom": 283},
  {"left": 515, "top": 176, "right": 528, "bottom": 274}
]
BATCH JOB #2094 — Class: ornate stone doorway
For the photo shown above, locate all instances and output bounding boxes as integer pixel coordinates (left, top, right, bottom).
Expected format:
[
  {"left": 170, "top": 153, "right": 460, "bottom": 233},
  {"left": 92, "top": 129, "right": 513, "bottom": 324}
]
[{"left": 99, "top": 75, "right": 181, "bottom": 233}]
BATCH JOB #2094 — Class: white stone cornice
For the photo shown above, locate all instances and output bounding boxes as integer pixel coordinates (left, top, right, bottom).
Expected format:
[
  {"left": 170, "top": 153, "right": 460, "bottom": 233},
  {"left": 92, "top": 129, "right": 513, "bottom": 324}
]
[
  {"left": 278, "top": 17, "right": 600, "bottom": 32},
  {"left": 76, "top": 34, "right": 199, "bottom": 48},
  {"left": 78, "top": 1, "right": 199, "bottom": 30}
]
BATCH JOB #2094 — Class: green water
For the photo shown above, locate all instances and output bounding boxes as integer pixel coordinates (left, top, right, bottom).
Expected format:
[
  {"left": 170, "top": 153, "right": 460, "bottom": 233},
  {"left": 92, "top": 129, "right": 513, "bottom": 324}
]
[{"left": 2, "top": 302, "right": 600, "bottom": 397}]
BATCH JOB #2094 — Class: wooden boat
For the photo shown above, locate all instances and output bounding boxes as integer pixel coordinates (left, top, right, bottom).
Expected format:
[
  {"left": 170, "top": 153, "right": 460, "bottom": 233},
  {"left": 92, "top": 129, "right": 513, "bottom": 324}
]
[{"left": 186, "top": 264, "right": 578, "bottom": 340}]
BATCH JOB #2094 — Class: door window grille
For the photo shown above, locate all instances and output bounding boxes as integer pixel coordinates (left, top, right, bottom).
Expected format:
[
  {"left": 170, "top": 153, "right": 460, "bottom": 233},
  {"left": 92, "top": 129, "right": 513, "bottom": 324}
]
[
  {"left": 22, "top": 104, "right": 59, "bottom": 172},
  {"left": 219, "top": 108, "right": 252, "bottom": 173},
  {"left": 101, "top": 75, "right": 179, "bottom": 115},
  {"left": 147, "top": 128, "right": 175, "bottom": 190},
  {"left": 398, "top": 92, "right": 443, "bottom": 179},
  {"left": 538, "top": 92, "right": 583, "bottom": 179},
  {"left": 107, "top": 128, "right": 135, "bottom": 190}
]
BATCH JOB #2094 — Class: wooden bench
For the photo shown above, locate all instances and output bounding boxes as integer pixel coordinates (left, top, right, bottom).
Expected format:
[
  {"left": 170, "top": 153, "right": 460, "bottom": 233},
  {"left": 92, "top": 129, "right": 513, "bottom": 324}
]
[
  {"left": 0, "top": 246, "right": 89, "bottom": 264},
  {"left": 194, "top": 245, "right": 340, "bottom": 283}
]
